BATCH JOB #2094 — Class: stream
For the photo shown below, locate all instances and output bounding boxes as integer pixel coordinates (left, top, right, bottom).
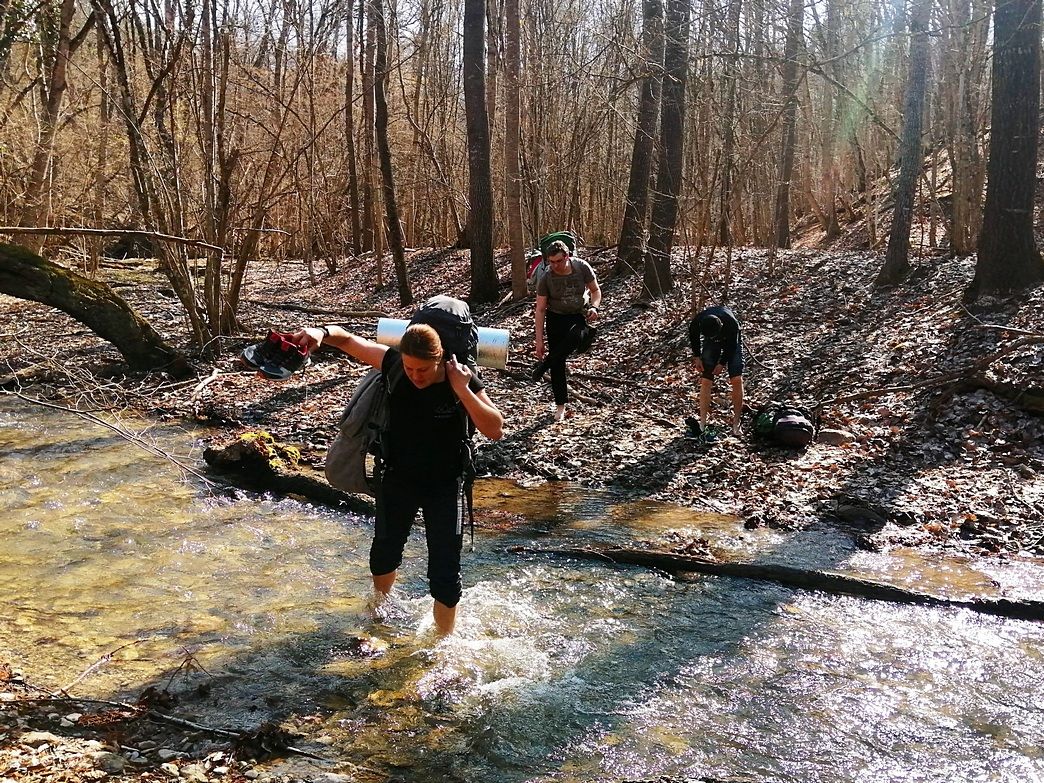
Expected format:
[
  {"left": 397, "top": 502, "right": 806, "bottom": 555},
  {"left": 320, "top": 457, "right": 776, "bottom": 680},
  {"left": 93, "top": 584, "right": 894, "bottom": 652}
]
[{"left": 1, "top": 397, "right": 1043, "bottom": 782}]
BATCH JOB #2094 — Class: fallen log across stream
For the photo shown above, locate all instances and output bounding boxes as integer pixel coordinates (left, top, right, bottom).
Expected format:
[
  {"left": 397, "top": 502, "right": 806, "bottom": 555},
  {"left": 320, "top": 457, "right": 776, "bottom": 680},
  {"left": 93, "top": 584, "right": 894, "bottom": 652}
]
[{"left": 509, "top": 545, "right": 1044, "bottom": 623}]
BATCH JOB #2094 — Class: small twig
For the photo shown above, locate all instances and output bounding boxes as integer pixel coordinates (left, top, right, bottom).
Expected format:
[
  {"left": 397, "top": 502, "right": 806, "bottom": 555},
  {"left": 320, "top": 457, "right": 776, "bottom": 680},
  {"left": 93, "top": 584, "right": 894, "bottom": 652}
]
[
  {"left": 818, "top": 336, "right": 1044, "bottom": 409},
  {"left": 164, "top": 648, "right": 212, "bottom": 691},
  {"left": 961, "top": 306, "right": 1044, "bottom": 338},
  {"left": 565, "top": 383, "right": 601, "bottom": 406},
  {"left": 16, "top": 681, "right": 325, "bottom": 760},
  {"left": 229, "top": 227, "right": 290, "bottom": 235},
  {"left": 1005, "top": 471, "right": 1044, "bottom": 517},
  {"left": 62, "top": 640, "right": 148, "bottom": 695},
  {"left": 569, "top": 371, "right": 676, "bottom": 392},
  {"left": 190, "top": 368, "right": 220, "bottom": 403}
]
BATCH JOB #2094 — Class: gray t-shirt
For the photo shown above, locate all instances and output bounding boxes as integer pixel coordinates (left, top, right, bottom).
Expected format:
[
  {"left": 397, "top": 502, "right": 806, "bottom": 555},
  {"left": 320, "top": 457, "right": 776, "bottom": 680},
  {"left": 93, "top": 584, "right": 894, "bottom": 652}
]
[{"left": 536, "top": 258, "right": 596, "bottom": 315}]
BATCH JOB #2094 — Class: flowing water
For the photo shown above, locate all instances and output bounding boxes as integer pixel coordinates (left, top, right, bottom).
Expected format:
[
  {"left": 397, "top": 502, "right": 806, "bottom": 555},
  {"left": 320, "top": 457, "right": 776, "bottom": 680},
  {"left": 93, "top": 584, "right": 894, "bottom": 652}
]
[{"left": 2, "top": 397, "right": 1043, "bottom": 782}]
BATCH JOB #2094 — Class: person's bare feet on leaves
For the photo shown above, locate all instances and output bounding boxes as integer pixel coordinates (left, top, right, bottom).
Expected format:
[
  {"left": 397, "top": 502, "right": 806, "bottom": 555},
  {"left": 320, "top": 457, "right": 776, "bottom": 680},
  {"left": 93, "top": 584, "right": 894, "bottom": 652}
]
[{"left": 554, "top": 404, "right": 567, "bottom": 423}]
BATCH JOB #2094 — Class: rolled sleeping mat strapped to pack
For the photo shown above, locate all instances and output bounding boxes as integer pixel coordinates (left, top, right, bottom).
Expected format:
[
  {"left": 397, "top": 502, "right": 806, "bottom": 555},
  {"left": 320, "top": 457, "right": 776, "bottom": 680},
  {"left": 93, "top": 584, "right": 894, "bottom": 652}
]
[{"left": 375, "top": 318, "right": 510, "bottom": 369}]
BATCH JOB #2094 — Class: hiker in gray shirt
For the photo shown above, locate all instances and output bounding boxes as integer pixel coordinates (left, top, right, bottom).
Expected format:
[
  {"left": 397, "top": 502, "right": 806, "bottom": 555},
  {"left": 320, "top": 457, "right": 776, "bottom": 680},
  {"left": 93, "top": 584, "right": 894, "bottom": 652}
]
[{"left": 532, "top": 240, "right": 602, "bottom": 422}]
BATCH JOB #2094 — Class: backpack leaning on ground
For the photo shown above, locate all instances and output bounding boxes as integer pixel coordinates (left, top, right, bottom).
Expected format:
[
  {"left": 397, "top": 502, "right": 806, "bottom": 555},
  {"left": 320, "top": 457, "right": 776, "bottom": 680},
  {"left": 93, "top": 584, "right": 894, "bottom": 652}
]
[
  {"left": 753, "top": 401, "right": 816, "bottom": 448},
  {"left": 324, "top": 295, "right": 479, "bottom": 497}
]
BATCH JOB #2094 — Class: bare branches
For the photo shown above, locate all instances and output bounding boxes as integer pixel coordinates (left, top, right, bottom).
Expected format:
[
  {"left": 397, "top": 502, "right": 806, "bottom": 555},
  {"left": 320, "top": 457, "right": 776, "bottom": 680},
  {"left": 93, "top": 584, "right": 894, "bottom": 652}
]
[{"left": 0, "top": 226, "right": 223, "bottom": 252}]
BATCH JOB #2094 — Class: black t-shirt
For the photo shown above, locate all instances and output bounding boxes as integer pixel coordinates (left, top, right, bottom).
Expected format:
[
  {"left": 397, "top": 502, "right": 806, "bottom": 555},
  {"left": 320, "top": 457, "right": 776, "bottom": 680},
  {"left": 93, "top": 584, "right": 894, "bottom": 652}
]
[
  {"left": 381, "top": 349, "right": 483, "bottom": 482},
  {"left": 688, "top": 305, "right": 741, "bottom": 356}
]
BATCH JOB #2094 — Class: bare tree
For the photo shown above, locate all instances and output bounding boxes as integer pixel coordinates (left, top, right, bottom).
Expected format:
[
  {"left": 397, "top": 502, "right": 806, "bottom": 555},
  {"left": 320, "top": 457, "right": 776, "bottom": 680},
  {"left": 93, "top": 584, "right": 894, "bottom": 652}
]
[
  {"left": 615, "top": 0, "right": 663, "bottom": 279},
  {"left": 771, "top": 0, "right": 804, "bottom": 252},
  {"left": 19, "top": 0, "right": 93, "bottom": 243},
  {"left": 715, "top": 0, "right": 742, "bottom": 246},
  {"left": 360, "top": 0, "right": 382, "bottom": 283},
  {"left": 642, "top": 0, "right": 690, "bottom": 299},
  {"left": 941, "top": 0, "right": 990, "bottom": 255},
  {"left": 463, "top": 0, "right": 498, "bottom": 302},
  {"left": 970, "top": 0, "right": 1044, "bottom": 297},
  {"left": 876, "top": 0, "right": 931, "bottom": 286},
  {"left": 343, "top": 1, "right": 362, "bottom": 256},
  {"left": 503, "top": 0, "right": 526, "bottom": 298},
  {"left": 374, "top": 0, "right": 411, "bottom": 305}
]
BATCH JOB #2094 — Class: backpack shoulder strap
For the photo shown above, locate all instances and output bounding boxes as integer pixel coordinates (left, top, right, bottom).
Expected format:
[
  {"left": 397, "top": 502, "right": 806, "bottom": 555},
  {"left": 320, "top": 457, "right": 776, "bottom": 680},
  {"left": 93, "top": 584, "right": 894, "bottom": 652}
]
[{"left": 381, "top": 349, "right": 405, "bottom": 396}]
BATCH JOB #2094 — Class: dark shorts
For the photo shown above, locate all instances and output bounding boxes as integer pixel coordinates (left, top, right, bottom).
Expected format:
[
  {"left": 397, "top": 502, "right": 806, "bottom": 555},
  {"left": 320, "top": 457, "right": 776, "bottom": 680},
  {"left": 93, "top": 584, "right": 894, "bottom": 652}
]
[
  {"left": 701, "top": 335, "right": 744, "bottom": 380},
  {"left": 370, "top": 471, "right": 465, "bottom": 607}
]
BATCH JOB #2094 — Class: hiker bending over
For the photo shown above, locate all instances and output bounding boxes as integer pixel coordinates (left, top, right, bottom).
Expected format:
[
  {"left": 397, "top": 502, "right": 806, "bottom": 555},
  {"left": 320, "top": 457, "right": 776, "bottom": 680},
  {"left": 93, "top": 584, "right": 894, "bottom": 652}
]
[
  {"left": 688, "top": 305, "right": 744, "bottom": 437},
  {"left": 291, "top": 324, "right": 504, "bottom": 636},
  {"left": 532, "top": 240, "right": 602, "bottom": 423}
]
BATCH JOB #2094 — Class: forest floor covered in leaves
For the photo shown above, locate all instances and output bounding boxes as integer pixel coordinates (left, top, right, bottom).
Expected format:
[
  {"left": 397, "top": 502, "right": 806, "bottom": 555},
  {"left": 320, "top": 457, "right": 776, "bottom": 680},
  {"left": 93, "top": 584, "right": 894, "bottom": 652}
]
[
  {"left": 2, "top": 244, "right": 1043, "bottom": 559},
  {"left": 2, "top": 244, "right": 1044, "bottom": 782}
]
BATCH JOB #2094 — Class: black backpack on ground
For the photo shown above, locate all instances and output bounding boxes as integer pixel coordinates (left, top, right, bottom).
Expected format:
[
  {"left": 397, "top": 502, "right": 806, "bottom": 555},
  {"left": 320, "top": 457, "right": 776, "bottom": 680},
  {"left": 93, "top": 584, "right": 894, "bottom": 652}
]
[{"left": 752, "top": 401, "right": 816, "bottom": 448}]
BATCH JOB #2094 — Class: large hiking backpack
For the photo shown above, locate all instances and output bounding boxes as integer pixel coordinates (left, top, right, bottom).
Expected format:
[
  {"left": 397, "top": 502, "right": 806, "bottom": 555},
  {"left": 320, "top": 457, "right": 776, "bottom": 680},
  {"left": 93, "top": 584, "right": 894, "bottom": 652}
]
[
  {"left": 324, "top": 295, "right": 478, "bottom": 496},
  {"left": 324, "top": 365, "right": 401, "bottom": 496},
  {"left": 753, "top": 401, "right": 816, "bottom": 448},
  {"left": 527, "top": 230, "right": 580, "bottom": 295},
  {"left": 410, "top": 295, "right": 479, "bottom": 370}
]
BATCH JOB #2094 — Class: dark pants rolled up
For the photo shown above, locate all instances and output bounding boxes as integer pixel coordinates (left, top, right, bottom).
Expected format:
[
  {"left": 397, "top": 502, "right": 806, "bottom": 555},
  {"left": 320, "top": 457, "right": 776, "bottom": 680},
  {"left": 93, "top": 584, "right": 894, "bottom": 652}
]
[
  {"left": 370, "top": 470, "right": 465, "bottom": 607},
  {"left": 544, "top": 311, "right": 593, "bottom": 406}
]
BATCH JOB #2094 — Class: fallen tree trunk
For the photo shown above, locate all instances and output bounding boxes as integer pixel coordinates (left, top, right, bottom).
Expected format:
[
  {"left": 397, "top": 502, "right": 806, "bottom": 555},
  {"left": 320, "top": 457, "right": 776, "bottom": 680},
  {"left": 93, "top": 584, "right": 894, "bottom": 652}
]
[
  {"left": 203, "top": 436, "right": 373, "bottom": 516},
  {"left": 0, "top": 243, "right": 188, "bottom": 375},
  {"left": 510, "top": 545, "right": 1044, "bottom": 622}
]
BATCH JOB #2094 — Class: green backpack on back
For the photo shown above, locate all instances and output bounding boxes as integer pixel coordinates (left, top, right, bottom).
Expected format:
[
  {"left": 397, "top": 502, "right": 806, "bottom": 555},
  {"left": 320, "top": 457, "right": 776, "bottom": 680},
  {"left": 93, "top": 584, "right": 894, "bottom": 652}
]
[{"left": 527, "top": 231, "right": 580, "bottom": 295}]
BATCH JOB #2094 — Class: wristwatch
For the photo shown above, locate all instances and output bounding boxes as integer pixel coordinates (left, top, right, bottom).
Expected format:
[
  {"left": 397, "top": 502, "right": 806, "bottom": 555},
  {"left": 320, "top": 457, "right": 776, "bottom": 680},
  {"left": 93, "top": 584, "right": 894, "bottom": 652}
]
[{"left": 319, "top": 325, "right": 332, "bottom": 340}]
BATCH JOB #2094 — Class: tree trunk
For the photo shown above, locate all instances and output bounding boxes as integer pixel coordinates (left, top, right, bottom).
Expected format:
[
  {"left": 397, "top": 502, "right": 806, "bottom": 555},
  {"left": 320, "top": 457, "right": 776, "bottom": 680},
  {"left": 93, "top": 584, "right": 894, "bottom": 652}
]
[
  {"left": 503, "top": 0, "right": 526, "bottom": 299},
  {"left": 374, "top": 0, "right": 412, "bottom": 306},
  {"left": 361, "top": 0, "right": 381, "bottom": 282},
  {"left": 0, "top": 244, "right": 187, "bottom": 374},
  {"left": 463, "top": 0, "right": 498, "bottom": 302},
  {"left": 513, "top": 545, "right": 1044, "bottom": 623},
  {"left": 818, "top": 0, "right": 842, "bottom": 240},
  {"left": 970, "top": 0, "right": 1044, "bottom": 297},
  {"left": 90, "top": 0, "right": 211, "bottom": 347},
  {"left": 343, "top": 7, "right": 363, "bottom": 257},
  {"left": 614, "top": 0, "right": 664, "bottom": 279},
  {"left": 19, "top": 0, "right": 78, "bottom": 245},
  {"left": 876, "top": 0, "right": 931, "bottom": 287},
  {"left": 715, "top": 0, "right": 742, "bottom": 247},
  {"left": 642, "top": 0, "right": 690, "bottom": 299},
  {"left": 943, "top": 0, "right": 990, "bottom": 256},
  {"left": 772, "top": 0, "right": 803, "bottom": 251},
  {"left": 90, "top": 23, "right": 111, "bottom": 275}
]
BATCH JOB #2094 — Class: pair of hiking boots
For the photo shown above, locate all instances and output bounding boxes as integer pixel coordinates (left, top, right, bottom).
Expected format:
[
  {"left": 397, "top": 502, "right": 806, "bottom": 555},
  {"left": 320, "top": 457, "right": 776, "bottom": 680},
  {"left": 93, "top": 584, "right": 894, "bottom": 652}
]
[
  {"left": 241, "top": 330, "right": 310, "bottom": 380},
  {"left": 684, "top": 416, "right": 728, "bottom": 444}
]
